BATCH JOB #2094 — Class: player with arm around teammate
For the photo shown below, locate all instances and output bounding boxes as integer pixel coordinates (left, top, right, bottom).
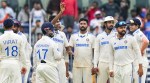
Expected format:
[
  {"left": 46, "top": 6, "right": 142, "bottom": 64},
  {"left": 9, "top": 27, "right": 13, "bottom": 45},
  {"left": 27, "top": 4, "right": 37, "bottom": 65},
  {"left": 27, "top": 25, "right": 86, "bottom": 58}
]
[
  {"left": 128, "top": 18, "right": 149, "bottom": 83},
  {"left": 33, "top": 22, "right": 61, "bottom": 83},
  {"left": 0, "top": 19, "right": 27, "bottom": 83},
  {"left": 109, "top": 21, "right": 143, "bottom": 83}
]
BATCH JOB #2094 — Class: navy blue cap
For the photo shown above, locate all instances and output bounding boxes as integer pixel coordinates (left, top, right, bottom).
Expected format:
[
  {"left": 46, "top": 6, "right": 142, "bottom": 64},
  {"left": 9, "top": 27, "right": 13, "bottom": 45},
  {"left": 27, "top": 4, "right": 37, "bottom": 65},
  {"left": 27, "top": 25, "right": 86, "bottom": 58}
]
[
  {"left": 3, "top": 19, "right": 14, "bottom": 28},
  {"left": 41, "top": 22, "right": 54, "bottom": 33},
  {"left": 115, "top": 21, "right": 127, "bottom": 28},
  {"left": 128, "top": 18, "right": 141, "bottom": 26}
]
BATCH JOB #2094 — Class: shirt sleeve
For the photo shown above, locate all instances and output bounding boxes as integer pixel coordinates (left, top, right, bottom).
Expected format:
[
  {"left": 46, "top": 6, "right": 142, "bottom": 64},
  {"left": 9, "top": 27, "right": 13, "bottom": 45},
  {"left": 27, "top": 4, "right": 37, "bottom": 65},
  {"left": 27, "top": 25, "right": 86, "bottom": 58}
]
[
  {"left": 92, "top": 35, "right": 96, "bottom": 49},
  {"left": 9, "top": 8, "right": 15, "bottom": 18},
  {"left": 109, "top": 41, "right": 114, "bottom": 72},
  {"left": 69, "top": 35, "right": 74, "bottom": 47},
  {"left": 137, "top": 32, "right": 144, "bottom": 42},
  {"left": 62, "top": 32, "right": 69, "bottom": 47},
  {"left": 63, "top": 48, "right": 69, "bottom": 63},
  {"left": 33, "top": 46, "right": 37, "bottom": 72},
  {"left": 26, "top": 42, "right": 32, "bottom": 64},
  {"left": 132, "top": 37, "right": 143, "bottom": 64},
  {"left": 19, "top": 38, "right": 27, "bottom": 67},
  {"left": 17, "top": 11, "right": 22, "bottom": 21},
  {"left": 94, "top": 36, "right": 100, "bottom": 68}
]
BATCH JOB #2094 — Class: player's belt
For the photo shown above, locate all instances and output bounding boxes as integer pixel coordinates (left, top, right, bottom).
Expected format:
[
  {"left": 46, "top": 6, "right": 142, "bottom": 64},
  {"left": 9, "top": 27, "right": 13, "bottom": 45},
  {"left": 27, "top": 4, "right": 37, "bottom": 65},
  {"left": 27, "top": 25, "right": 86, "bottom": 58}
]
[{"left": 41, "top": 60, "right": 46, "bottom": 63}]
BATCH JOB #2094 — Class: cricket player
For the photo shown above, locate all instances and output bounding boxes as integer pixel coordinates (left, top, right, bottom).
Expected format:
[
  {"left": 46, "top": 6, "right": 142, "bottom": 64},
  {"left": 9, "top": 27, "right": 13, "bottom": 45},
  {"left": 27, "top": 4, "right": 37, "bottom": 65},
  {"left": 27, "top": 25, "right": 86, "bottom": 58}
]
[
  {"left": 69, "top": 18, "right": 95, "bottom": 83},
  {"left": 33, "top": 22, "right": 61, "bottom": 83},
  {"left": 109, "top": 21, "right": 143, "bottom": 83},
  {"left": 53, "top": 22, "right": 70, "bottom": 83},
  {"left": 49, "top": 3, "right": 71, "bottom": 83},
  {"left": 0, "top": 19, "right": 27, "bottom": 83},
  {"left": 12, "top": 19, "right": 32, "bottom": 83},
  {"left": 93, "top": 16, "right": 115, "bottom": 83},
  {"left": 128, "top": 18, "right": 149, "bottom": 83}
]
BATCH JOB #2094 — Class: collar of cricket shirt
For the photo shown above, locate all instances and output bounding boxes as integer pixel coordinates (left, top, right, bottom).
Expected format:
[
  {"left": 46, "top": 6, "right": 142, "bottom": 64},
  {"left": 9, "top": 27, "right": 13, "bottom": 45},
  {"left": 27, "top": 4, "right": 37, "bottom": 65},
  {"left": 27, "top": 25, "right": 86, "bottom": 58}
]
[
  {"left": 54, "top": 30, "right": 59, "bottom": 34},
  {"left": 17, "top": 31, "right": 22, "bottom": 35},
  {"left": 133, "top": 29, "right": 140, "bottom": 35},
  {"left": 4, "top": 30, "right": 14, "bottom": 34},
  {"left": 42, "top": 35, "right": 50, "bottom": 39},
  {"left": 78, "top": 31, "right": 88, "bottom": 38}
]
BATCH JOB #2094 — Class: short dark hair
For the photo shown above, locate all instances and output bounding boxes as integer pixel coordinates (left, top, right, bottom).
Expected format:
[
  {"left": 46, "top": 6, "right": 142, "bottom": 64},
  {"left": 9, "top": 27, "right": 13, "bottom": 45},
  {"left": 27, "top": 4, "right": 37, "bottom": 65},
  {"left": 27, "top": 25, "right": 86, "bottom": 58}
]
[
  {"left": 41, "top": 22, "right": 54, "bottom": 35},
  {"left": 3, "top": 19, "right": 14, "bottom": 29},
  {"left": 79, "top": 18, "right": 88, "bottom": 24}
]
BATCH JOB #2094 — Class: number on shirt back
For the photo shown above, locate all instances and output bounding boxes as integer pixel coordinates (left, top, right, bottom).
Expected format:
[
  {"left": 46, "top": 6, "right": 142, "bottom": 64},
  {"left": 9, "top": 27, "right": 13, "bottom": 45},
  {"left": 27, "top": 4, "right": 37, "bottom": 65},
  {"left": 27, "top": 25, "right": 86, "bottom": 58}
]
[
  {"left": 37, "top": 49, "right": 48, "bottom": 60},
  {"left": 5, "top": 46, "right": 18, "bottom": 56}
]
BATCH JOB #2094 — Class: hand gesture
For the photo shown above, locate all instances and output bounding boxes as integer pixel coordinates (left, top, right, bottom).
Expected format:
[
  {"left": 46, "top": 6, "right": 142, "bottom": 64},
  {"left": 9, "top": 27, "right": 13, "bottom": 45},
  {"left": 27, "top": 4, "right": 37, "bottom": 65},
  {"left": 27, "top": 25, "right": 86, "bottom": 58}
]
[{"left": 60, "top": 2, "right": 66, "bottom": 13}]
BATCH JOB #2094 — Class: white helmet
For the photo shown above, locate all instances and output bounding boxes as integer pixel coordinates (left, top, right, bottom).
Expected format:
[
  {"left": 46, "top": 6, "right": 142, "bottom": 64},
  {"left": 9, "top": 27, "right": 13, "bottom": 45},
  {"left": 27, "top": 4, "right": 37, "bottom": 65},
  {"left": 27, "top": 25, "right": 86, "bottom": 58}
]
[{"left": 104, "top": 16, "right": 114, "bottom": 22}]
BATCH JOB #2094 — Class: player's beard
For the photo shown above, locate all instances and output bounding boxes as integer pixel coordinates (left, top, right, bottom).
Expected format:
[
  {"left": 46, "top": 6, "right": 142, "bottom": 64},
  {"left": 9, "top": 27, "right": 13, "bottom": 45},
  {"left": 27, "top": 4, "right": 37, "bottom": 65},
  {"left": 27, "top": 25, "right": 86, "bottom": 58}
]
[
  {"left": 48, "top": 33, "right": 54, "bottom": 38},
  {"left": 13, "top": 29, "right": 18, "bottom": 33},
  {"left": 80, "top": 26, "right": 87, "bottom": 31},
  {"left": 13, "top": 30, "right": 18, "bottom": 33},
  {"left": 118, "top": 30, "right": 126, "bottom": 36},
  {"left": 107, "top": 25, "right": 114, "bottom": 30}
]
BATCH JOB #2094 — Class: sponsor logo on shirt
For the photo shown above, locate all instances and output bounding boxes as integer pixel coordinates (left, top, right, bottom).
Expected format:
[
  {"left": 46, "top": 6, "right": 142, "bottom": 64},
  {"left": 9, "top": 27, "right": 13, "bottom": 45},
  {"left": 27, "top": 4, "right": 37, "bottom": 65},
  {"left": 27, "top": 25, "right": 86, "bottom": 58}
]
[
  {"left": 80, "top": 35, "right": 85, "bottom": 38},
  {"left": 53, "top": 38, "right": 64, "bottom": 43},
  {"left": 114, "top": 46, "right": 127, "bottom": 50},
  {"left": 100, "top": 41, "right": 109, "bottom": 45},
  {"left": 76, "top": 44, "right": 89, "bottom": 47}
]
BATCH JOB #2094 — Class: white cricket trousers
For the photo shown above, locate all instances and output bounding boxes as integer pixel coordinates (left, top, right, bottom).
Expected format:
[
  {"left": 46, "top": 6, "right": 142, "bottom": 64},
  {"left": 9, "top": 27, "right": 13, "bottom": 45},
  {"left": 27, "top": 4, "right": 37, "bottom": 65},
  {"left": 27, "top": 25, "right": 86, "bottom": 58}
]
[
  {"left": 73, "top": 67, "right": 92, "bottom": 83},
  {"left": 97, "top": 62, "right": 114, "bottom": 83},
  {"left": 0, "top": 59, "right": 22, "bottom": 83},
  {"left": 36, "top": 63, "right": 59, "bottom": 83},
  {"left": 114, "top": 64, "right": 133, "bottom": 83},
  {"left": 133, "top": 66, "right": 147, "bottom": 83},
  {"left": 57, "top": 59, "right": 66, "bottom": 83}
]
